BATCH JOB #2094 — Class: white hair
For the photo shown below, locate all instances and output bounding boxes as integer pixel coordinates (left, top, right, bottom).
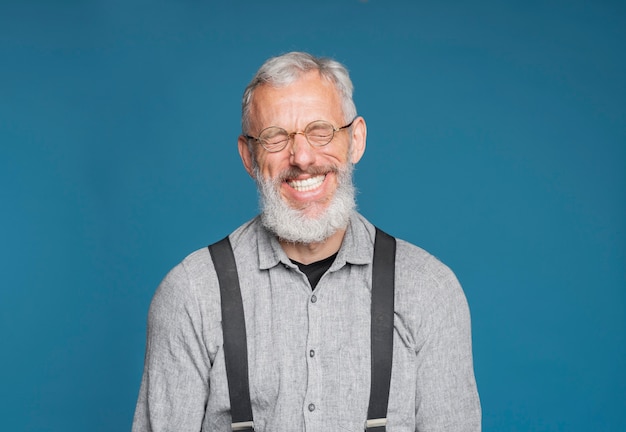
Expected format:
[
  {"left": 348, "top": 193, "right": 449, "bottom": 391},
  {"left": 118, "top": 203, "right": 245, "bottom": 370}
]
[{"left": 241, "top": 52, "right": 357, "bottom": 135}]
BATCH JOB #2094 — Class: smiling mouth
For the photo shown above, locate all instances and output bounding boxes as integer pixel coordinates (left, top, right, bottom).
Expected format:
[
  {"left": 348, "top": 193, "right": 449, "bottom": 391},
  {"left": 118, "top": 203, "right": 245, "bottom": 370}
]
[{"left": 286, "top": 174, "right": 326, "bottom": 192}]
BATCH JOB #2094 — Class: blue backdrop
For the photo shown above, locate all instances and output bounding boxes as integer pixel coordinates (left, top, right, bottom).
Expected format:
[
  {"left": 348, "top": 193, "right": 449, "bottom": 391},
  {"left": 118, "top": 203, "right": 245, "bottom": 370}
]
[{"left": 1, "top": 1, "right": 624, "bottom": 431}]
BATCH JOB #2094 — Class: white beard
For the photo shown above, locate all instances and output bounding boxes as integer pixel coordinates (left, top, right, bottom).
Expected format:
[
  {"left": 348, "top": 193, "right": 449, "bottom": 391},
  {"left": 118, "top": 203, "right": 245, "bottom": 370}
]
[{"left": 254, "top": 164, "right": 356, "bottom": 244}]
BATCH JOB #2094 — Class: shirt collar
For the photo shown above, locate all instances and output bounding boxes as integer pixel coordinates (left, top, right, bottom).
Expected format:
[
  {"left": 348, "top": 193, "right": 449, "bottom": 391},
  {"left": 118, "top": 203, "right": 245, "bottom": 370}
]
[{"left": 256, "top": 211, "right": 374, "bottom": 271}]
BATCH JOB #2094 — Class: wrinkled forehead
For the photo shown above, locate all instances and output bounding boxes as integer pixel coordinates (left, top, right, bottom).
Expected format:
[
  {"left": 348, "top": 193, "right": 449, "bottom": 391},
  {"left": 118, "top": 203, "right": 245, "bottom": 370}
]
[
  {"left": 248, "top": 71, "right": 344, "bottom": 127},
  {"left": 250, "top": 70, "right": 341, "bottom": 102}
]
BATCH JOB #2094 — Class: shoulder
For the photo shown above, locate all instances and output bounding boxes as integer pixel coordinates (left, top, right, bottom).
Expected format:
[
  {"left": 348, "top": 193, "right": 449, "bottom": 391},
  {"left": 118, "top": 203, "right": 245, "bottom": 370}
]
[
  {"left": 386, "top": 235, "right": 472, "bottom": 351},
  {"left": 164, "top": 216, "right": 262, "bottom": 289},
  {"left": 149, "top": 217, "right": 262, "bottom": 326},
  {"left": 373, "top": 228, "right": 468, "bottom": 316},
  {"left": 148, "top": 247, "right": 218, "bottom": 330},
  {"left": 393, "top": 236, "right": 470, "bottom": 331},
  {"left": 394, "top": 238, "right": 458, "bottom": 288}
]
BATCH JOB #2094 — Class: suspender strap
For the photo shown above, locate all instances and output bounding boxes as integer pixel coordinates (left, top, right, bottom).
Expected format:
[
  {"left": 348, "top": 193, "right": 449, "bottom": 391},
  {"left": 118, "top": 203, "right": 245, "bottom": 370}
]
[
  {"left": 209, "top": 228, "right": 396, "bottom": 432},
  {"left": 208, "top": 237, "right": 255, "bottom": 432},
  {"left": 366, "top": 228, "right": 396, "bottom": 432}
]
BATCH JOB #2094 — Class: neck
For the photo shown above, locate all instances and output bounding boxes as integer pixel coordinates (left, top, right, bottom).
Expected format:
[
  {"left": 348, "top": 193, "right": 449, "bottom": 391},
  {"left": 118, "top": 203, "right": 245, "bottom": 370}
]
[{"left": 280, "top": 227, "right": 346, "bottom": 265}]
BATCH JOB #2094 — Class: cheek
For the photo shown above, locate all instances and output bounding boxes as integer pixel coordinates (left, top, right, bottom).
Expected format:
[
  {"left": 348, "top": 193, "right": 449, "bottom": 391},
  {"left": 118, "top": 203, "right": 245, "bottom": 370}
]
[
  {"left": 256, "top": 154, "right": 287, "bottom": 179},
  {"left": 321, "top": 149, "right": 351, "bottom": 167},
  {"left": 323, "top": 140, "right": 352, "bottom": 162}
]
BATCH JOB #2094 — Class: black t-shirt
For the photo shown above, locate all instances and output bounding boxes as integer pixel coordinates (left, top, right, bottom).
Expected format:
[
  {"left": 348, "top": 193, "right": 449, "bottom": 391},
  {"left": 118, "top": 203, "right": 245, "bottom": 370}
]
[{"left": 291, "top": 253, "right": 338, "bottom": 290}]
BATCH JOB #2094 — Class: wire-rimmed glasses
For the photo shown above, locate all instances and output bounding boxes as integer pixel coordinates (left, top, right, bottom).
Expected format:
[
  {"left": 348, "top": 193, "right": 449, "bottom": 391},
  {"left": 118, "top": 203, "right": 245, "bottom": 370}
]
[{"left": 244, "top": 118, "right": 356, "bottom": 153}]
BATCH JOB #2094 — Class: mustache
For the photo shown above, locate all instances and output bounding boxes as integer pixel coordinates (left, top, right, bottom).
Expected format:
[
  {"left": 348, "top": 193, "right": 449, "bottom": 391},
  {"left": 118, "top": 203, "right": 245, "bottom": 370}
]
[{"left": 276, "top": 165, "right": 340, "bottom": 182}]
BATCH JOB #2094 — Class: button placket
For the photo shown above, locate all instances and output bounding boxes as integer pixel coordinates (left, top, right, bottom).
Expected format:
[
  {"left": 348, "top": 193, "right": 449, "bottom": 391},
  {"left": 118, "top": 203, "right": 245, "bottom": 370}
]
[{"left": 304, "top": 290, "right": 322, "bottom": 427}]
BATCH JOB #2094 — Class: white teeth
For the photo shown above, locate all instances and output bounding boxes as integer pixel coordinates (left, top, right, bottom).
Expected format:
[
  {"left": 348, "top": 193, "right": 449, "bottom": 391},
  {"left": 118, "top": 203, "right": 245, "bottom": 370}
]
[{"left": 287, "top": 175, "right": 325, "bottom": 192}]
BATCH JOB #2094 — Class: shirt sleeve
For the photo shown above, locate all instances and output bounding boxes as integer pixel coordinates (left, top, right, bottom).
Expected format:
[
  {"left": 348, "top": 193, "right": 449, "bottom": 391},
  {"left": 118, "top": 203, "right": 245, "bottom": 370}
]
[
  {"left": 132, "top": 262, "right": 211, "bottom": 432},
  {"left": 413, "top": 260, "right": 482, "bottom": 431}
]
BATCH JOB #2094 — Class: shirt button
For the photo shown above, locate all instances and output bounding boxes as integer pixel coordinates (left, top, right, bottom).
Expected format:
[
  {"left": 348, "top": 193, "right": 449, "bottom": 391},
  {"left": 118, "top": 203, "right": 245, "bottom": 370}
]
[
  {"left": 309, "top": 349, "right": 315, "bottom": 358},
  {"left": 308, "top": 403, "right": 316, "bottom": 412},
  {"left": 311, "top": 295, "right": 317, "bottom": 303}
]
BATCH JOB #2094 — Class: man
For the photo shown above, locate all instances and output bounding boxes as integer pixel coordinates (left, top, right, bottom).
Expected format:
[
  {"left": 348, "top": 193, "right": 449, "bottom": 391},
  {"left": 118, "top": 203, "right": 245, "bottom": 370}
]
[{"left": 133, "top": 52, "right": 481, "bottom": 431}]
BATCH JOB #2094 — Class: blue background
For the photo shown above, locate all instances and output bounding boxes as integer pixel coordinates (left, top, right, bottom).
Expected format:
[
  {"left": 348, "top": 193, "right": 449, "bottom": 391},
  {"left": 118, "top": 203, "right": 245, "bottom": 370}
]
[{"left": 1, "top": 1, "right": 624, "bottom": 431}]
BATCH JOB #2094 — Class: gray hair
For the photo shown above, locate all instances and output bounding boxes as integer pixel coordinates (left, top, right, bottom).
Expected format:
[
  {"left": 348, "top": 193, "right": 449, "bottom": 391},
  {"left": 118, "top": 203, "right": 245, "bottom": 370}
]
[{"left": 241, "top": 52, "right": 357, "bottom": 134}]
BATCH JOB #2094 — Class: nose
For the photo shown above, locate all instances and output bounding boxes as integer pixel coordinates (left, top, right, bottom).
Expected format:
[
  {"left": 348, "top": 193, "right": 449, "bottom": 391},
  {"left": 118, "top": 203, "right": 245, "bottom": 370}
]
[{"left": 289, "top": 132, "right": 316, "bottom": 170}]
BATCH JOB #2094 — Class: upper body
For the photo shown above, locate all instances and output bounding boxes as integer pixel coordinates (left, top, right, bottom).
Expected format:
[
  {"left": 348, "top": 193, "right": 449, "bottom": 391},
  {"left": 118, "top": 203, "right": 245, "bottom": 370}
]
[
  {"left": 133, "top": 51, "right": 481, "bottom": 431},
  {"left": 132, "top": 212, "right": 480, "bottom": 431}
]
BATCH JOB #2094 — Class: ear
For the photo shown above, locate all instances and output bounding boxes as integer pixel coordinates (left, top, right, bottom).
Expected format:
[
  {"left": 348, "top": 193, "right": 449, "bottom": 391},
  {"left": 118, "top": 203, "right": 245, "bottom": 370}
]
[
  {"left": 238, "top": 135, "right": 256, "bottom": 178},
  {"left": 349, "top": 116, "right": 367, "bottom": 164}
]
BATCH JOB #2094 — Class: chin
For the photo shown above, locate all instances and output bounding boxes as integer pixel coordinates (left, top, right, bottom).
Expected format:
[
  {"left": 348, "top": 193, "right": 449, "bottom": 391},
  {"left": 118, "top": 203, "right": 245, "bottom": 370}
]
[
  {"left": 296, "top": 206, "right": 332, "bottom": 223},
  {"left": 287, "top": 197, "right": 332, "bottom": 216}
]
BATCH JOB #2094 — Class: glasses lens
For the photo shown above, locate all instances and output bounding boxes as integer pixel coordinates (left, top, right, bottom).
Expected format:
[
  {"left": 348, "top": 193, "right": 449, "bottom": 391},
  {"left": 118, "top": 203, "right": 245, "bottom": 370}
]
[
  {"left": 259, "top": 127, "right": 289, "bottom": 152},
  {"left": 305, "top": 121, "right": 334, "bottom": 146}
]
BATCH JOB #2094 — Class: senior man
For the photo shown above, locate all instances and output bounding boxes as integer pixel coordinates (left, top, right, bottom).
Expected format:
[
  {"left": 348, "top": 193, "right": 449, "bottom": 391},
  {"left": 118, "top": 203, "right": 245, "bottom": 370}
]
[{"left": 133, "top": 52, "right": 481, "bottom": 432}]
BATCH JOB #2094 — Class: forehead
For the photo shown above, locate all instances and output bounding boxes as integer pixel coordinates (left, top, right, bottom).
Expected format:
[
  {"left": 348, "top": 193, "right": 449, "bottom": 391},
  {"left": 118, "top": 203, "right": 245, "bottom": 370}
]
[{"left": 249, "top": 71, "right": 343, "bottom": 128}]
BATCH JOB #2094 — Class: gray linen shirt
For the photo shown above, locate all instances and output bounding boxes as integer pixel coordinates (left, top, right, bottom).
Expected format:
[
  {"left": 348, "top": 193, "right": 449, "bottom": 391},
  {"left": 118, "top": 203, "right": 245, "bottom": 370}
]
[{"left": 132, "top": 212, "right": 481, "bottom": 431}]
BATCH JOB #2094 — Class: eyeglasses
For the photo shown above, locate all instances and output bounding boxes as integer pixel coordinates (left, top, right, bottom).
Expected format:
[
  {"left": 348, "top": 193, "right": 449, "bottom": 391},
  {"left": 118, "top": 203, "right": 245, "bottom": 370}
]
[{"left": 244, "top": 118, "right": 356, "bottom": 153}]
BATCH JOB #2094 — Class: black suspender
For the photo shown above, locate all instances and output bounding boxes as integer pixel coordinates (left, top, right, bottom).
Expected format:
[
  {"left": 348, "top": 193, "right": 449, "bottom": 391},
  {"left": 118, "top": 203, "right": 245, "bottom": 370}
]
[
  {"left": 208, "top": 227, "right": 396, "bottom": 432},
  {"left": 209, "top": 238, "right": 255, "bottom": 432},
  {"left": 366, "top": 228, "right": 396, "bottom": 431}
]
